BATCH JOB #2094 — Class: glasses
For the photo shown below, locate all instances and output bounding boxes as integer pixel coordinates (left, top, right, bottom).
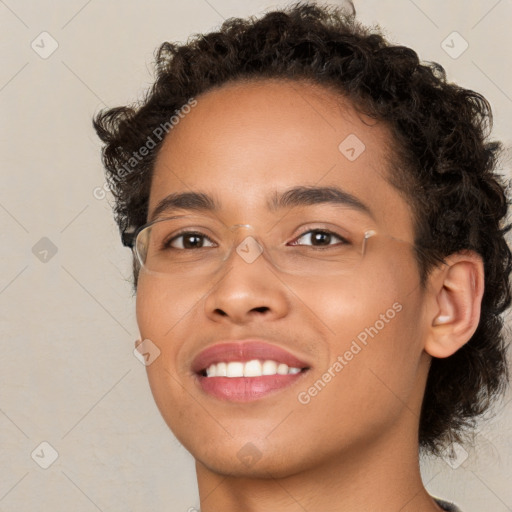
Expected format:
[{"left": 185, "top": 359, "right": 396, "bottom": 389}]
[{"left": 122, "top": 213, "right": 418, "bottom": 280}]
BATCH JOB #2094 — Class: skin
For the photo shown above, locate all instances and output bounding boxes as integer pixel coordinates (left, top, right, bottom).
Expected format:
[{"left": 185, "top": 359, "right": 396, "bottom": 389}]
[{"left": 135, "top": 79, "right": 484, "bottom": 512}]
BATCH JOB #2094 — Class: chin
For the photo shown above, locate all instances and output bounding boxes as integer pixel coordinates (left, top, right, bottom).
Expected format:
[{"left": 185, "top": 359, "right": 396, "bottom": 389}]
[{"left": 194, "top": 448, "right": 309, "bottom": 480}]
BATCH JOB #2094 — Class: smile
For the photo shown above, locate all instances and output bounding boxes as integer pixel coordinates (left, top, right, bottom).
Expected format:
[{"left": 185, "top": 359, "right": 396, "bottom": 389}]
[{"left": 192, "top": 340, "right": 311, "bottom": 401}]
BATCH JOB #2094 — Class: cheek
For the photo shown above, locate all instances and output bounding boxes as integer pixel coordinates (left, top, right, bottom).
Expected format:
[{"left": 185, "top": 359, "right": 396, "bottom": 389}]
[
  {"left": 135, "top": 274, "right": 202, "bottom": 338},
  {"left": 305, "top": 259, "right": 424, "bottom": 395},
  {"left": 135, "top": 277, "right": 195, "bottom": 440},
  {"left": 307, "top": 263, "right": 413, "bottom": 342},
  {"left": 291, "top": 286, "right": 424, "bottom": 453},
  {"left": 136, "top": 279, "right": 180, "bottom": 389}
]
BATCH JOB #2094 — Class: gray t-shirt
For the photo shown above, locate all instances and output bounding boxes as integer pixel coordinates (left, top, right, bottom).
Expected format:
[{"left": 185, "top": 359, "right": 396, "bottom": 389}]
[{"left": 434, "top": 496, "right": 462, "bottom": 511}]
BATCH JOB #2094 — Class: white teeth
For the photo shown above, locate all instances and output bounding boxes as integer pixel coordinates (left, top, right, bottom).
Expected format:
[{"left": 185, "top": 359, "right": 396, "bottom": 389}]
[
  {"left": 277, "top": 363, "right": 289, "bottom": 375},
  {"left": 216, "top": 362, "right": 227, "bottom": 377},
  {"left": 262, "top": 360, "right": 277, "bottom": 375},
  {"left": 244, "top": 359, "right": 262, "bottom": 377},
  {"left": 226, "top": 361, "right": 244, "bottom": 377},
  {"left": 206, "top": 364, "right": 216, "bottom": 377},
  {"left": 204, "top": 359, "right": 303, "bottom": 377}
]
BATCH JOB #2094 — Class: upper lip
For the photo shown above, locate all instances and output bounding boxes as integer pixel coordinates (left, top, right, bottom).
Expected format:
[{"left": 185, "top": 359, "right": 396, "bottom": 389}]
[{"left": 191, "top": 340, "right": 312, "bottom": 374}]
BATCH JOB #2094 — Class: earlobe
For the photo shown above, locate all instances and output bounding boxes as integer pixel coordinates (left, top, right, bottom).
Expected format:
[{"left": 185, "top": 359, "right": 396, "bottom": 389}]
[{"left": 424, "top": 251, "right": 484, "bottom": 359}]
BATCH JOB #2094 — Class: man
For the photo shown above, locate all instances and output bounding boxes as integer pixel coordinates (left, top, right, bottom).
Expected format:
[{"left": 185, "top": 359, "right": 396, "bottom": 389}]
[{"left": 93, "top": 2, "right": 511, "bottom": 511}]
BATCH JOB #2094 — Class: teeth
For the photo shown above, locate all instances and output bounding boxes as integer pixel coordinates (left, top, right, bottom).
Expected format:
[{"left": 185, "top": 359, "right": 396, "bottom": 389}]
[
  {"left": 216, "top": 362, "right": 227, "bottom": 377},
  {"left": 277, "top": 363, "right": 289, "bottom": 375},
  {"left": 262, "top": 360, "right": 277, "bottom": 375},
  {"left": 205, "top": 359, "right": 303, "bottom": 377},
  {"left": 226, "top": 361, "right": 244, "bottom": 377},
  {"left": 244, "top": 359, "right": 262, "bottom": 377}
]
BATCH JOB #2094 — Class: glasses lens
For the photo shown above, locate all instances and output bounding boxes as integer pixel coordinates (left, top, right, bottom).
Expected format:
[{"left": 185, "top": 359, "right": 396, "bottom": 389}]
[
  {"left": 136, "top": 216, "right": 225, "bottom": 275},
  {"left": 134, "top": 215, "right": 406, "bottom": 279}
]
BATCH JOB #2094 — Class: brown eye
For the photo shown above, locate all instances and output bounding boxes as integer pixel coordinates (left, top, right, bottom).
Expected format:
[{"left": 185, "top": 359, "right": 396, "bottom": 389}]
[
  {"left": 290, "top": 229, "right": 348, "bottom": 247},
  {"left": 164, "top": 231, "right": 216, "bottom": 250}
]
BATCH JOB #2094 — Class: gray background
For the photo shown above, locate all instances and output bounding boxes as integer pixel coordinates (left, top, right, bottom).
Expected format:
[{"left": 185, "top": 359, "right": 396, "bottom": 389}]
[{"left": 1, "top": 0, "right": 511, "bottom": 511}]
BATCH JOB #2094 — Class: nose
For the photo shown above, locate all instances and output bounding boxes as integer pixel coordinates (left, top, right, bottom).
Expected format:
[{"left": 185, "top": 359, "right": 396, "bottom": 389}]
[{"left": 203, "top": 233, "right": 290, "bottom": 325}]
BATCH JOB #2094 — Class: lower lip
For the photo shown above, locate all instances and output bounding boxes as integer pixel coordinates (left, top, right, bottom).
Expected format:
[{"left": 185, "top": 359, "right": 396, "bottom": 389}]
[{"left": 196, "top": 372, "right": 308, "bottom": 402}]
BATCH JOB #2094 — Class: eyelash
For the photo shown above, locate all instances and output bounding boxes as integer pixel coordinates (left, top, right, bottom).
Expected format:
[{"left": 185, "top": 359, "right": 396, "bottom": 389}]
[{"left": 164, "top": 227, "right": 350, "bottom": 250}]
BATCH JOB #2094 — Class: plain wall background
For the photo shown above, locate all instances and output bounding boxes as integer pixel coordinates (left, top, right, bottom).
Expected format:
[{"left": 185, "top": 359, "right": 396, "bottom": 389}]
[{"left": 1, "top": 1, "right": 511, "bottom": 511}]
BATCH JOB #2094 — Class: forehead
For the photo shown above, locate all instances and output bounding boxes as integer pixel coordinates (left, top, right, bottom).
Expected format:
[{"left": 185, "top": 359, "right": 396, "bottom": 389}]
[{"left": 149, "top": 79, "right": 415, "bottom": 240}]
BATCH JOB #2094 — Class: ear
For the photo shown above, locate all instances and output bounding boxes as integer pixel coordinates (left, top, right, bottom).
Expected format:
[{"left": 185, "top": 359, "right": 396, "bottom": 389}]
[{"left": 423, "top": 251, "right": 484, "bottom": 358}]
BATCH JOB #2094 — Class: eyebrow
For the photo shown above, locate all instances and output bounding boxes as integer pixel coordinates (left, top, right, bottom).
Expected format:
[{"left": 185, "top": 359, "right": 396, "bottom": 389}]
[{"left": 148, "top": 185, "right": 373, "bottom": 223}]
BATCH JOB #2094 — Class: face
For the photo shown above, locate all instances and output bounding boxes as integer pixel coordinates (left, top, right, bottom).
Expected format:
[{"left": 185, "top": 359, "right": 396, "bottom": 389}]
[{"left": 135, "top": 79, "right": 431, "bottom": 478}]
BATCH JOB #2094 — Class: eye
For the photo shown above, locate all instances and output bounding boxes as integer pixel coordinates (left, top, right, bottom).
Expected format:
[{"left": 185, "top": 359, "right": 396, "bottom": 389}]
[
  {"left": 289, "top": 229, "right": 349, "bottom": 247},
  {"left": 164, "top": 231, "right": 216, "bottom": 250}
]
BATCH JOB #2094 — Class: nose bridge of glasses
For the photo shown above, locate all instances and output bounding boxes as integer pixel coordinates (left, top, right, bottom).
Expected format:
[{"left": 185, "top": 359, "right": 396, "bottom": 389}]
[
  {"left": 228, "top": 223, "right": 254, "bottom": 233},
  {"left": 223, "top": 223, "right": 269, "bottom": 266}
]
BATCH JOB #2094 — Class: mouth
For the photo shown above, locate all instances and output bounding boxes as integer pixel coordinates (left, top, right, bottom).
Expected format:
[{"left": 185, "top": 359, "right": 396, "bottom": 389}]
[{"left": 191, "top": 340, "right": 311, "bottom": 402}]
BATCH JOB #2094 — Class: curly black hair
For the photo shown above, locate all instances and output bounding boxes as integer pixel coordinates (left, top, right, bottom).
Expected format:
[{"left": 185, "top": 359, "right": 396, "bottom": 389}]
[{"left": 93, "top": 1, "right": 512, "bottom": 457}]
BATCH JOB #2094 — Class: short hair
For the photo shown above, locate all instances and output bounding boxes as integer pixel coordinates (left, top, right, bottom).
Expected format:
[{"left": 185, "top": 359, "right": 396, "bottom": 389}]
[{"left": 93, "top": 1, "right": 512, "bottom": 457}]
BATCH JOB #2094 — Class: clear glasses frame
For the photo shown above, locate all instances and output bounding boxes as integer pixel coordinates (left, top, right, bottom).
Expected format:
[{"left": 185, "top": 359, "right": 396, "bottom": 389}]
[{"left": 121, "top": 213, "right": 420, "bottom": 280}]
